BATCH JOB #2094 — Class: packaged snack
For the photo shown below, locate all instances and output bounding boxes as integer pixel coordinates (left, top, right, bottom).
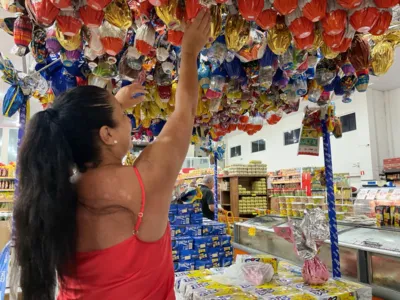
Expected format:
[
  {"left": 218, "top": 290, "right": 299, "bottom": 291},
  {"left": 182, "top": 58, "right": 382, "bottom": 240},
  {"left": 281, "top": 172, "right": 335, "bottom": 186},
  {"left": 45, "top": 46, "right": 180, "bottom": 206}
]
[
  {"left": 169, "top": 203, "right": 178, "bottom": 214},
  {"left": 191, "top": 212, "right": 204, "bottom": 225},
  {"left": 210, "top": 236, "right": 221, "bottom": 248},
  {"left": 174, "top": 261, "right": 195, "bottom": 272},
  {"left": 393, "top": 206, "right": 400, "bottom": 227},
  {"left": 180, "top": 249, "right": 196, "bottom": 262},
  {"left": 193, "top": 202, "right": 202, "bottom": 213},
  {"left": 195, "top": 259, "right": 213, "bottom": 270},
  {"left": 177, "top": 203, "right": 194, "bottom": 214},
  {"left": 172, "top": 250, "right": 179, "bottom": 262},
  {"left": 171, "top": 236, "right": 194, "bottom": 251},
  {"left": 202, "top": 223, "right": 227, "bottom": 236},
  {"left": 236, "top": 255, "right": 279, "bottom": 274},
  {"left": 220, "top": 257, "right": 233, "bottom": 267},
  {"left": 171, "top": 225, "right": 202, "bottom": 237},
  {"left": 208, "top": 248, "right": 221, "bottom": 259},
  {"left": 170, "top": 214, "right": 191, "bottom": 226},
  {"left": 375, "top": 205, "right": 391, "bottom": 226},
  {"left": 220, "top": 246, "right": 233, "bottom": 258},
  {"left": 220, "top": 235, "right": 232, "bottom": 247},
  {"left": 193, "top": 236, "right": 213, "bottom": 249}
]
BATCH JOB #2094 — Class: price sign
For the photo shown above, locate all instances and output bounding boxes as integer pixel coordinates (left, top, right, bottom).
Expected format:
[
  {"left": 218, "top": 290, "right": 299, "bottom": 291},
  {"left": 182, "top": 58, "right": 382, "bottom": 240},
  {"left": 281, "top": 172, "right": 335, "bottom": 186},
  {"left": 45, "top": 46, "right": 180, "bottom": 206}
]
[
  {"left": 390, "top": 189, "right": 400, "bottom": 201},
  {"left": 248, "top": 227, "right": 256, "bottom": 237},
  {"left": 357, "top": 189, "right": 369, "bottom": 200},
  {"left": 377, "top": 189, "right": 389, "bottom": 200},
  {"left": 366, "top": 189, "right": 378, "bottom": 200}
]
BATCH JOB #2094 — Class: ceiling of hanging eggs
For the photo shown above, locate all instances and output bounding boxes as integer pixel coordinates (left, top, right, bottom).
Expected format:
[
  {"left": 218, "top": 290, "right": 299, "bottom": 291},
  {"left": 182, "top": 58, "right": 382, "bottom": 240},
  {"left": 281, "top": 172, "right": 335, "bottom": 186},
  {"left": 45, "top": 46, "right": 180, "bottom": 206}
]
[{"left": 0, "top": 0, "right": 399, "bottom": 136}]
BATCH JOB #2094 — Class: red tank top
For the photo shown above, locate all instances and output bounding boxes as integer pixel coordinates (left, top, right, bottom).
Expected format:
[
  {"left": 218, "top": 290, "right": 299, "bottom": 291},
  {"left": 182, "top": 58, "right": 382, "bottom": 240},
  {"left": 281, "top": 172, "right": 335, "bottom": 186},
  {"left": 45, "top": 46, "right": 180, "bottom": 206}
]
[{"left": 58, "top": 167, "right": 175, "bottom": 300}]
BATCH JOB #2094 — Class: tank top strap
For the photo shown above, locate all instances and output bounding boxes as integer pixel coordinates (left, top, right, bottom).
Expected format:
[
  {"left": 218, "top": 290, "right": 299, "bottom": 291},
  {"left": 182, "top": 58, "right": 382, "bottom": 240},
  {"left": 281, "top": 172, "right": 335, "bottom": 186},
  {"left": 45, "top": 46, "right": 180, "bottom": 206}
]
[{"left": 133, "top": 166, "right": 146, "bottom": 234}]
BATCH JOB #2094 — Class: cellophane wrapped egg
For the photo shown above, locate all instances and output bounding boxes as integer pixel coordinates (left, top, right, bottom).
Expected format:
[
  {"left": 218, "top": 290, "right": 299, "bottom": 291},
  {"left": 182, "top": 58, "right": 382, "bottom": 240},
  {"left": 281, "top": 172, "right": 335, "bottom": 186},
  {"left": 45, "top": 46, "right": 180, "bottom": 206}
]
[
  {"left": 56, "top": 10, "right": 82, "bottom": 37},
  {"left": 87, "top": 0, "right": 112, "bottom": 11},
  {"left": 286, "top": 8, "right": 314, "bottom": 38},
  {"left": 331, "top": 24, "right": 356, "bottom": 53},
  {"left": 369, "top": 8, "right": 392, "bottom": 35},
  {"left": 294, "top": 31, "right": 315, "bottom": 50},
  {"left": 26, "top": 0, "right": 59, "bottom": 27},
  {"left": 168, "top": 29, "right": 184, "bottom": 46},
  {"left": 299, "top": 0, "right": 326, "bottom": 22},
  {"left": 99, "top": 21, "right": 125, "bottom": 56},
  {"left": 30, "top": 27, "right": 48, "bottom": 63},
  {"left": 13, "top": 15, "right": 33, "bottom": 56},
  {"left": 135, "top": 23, "right": 155, "bottom": 56},
  {"left": 104, "top": 0, "right": 132, "bottom": 30},
  {"left": 79, "top": 5, "right": 105, "bottom": 28},
  {"left": 225, "top": 14, "right": 250, "bottom": 52},
  {"left": 337, "top": 0, "right": 362, "bottom": 9},
  {"left": 156, "top": 0, "right": 183, "bottom": 29},
  {"left": 56, "top": 24, "right": 82, "bottom": 50},
  {"left": 322, "top": 0, "right": 347, "bottom": 35},
  {"left": 238, "top": 0, "right": 264, "bottom": 21},
  {"left": 49, "top": 0, "right": 71, "bottom": 9},
  {"left": 267, "top": 20, "right": 292, "bottom": 55},
  {"left": 45, "top": 27, "right": 61, "bottom": 53},
  {"left": 373, "top": 0, "right": 397, "bottom": 8},
  {"left": 349, "top": 0, "right": 379, "bottom": 33},
  {"left": 256, "top": 1, "right": 277, "bottom": 30},
  {"left": 271, "top": 0, "right": 298, "bottom": 15},
  {"left": 322, "top": 30, "right": 344, "bottom": 49}
]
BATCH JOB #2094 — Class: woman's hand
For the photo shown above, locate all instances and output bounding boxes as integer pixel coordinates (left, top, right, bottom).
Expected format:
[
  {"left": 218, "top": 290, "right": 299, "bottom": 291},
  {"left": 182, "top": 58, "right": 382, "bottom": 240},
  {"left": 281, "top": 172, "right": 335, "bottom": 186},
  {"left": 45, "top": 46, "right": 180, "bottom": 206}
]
[
  {"left": 115, "top": 83, "right": 147, "bottom": 109},
  {"left": 181, "top": 9, "right": 211, "bottom": 57}
]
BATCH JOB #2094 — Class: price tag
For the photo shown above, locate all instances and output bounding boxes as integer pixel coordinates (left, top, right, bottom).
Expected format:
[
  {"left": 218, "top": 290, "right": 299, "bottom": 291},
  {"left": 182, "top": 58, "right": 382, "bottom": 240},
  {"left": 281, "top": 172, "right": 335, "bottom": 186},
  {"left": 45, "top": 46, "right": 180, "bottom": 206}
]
[
  {"left": 357, "top": 189, "right": 369, "bottom": 200},
  {"left": 248, "top": 227, "right": 256, "bottom": 237},
  {"left": 390, "top": 189, "right": 400, "bottom": 201},
  {"left": 366, "top": 189, "right": 378, "bottom": 200},
  {"left": 377, "top": 189, "right": 389, "bottom": 200}
]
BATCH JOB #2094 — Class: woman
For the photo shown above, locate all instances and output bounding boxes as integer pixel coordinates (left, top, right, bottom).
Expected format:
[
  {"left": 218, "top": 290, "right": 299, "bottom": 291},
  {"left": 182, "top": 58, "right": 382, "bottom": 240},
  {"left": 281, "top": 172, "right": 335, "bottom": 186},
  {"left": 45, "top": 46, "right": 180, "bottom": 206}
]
[{"left": 13, "top": 10, "right": 211, "bottom": 300}]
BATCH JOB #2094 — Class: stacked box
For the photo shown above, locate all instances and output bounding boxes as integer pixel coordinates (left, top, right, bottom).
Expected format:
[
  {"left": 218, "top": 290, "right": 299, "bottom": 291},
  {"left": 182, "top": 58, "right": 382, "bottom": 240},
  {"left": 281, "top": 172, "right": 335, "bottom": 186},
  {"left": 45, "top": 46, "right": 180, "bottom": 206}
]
[{"left": 169, "top": 202, "right": 233, "bottom": 272}]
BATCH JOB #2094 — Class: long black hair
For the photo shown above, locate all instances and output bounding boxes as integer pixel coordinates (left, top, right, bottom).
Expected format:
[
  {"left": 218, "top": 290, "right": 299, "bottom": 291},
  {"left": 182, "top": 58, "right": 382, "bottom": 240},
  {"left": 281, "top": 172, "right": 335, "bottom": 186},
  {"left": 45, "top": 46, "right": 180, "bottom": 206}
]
[{"left": 13, "top": 86, "right": 116, "bottom": 299}]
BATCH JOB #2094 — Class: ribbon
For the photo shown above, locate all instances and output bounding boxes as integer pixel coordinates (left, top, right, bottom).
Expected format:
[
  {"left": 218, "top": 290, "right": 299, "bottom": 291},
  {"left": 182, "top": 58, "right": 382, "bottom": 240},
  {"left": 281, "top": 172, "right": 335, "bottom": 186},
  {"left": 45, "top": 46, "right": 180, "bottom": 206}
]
[
  {"left": 321, "top": 118, "right": 341, "bottom": 278},
  {"left": 213, "top": 151, "right": 218, "bottom": 221}
]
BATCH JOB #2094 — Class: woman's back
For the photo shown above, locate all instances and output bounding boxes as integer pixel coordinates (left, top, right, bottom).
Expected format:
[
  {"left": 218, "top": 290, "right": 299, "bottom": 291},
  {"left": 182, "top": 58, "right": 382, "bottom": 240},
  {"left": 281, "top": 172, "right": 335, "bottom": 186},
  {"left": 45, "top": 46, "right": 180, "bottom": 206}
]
[{"left": 58, "top": 166, "right": 175, "bottom": 300}]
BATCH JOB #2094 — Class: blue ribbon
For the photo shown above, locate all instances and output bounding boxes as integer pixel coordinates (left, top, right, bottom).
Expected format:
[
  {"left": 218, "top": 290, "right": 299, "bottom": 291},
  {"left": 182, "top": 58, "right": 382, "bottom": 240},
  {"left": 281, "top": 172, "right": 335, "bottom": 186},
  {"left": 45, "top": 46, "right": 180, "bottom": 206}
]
[
  {"left": 213, "top": 152, "right": 218, "bottom": 221},
  {"left": 321, "top": 119, "right": 341, "bottom": 278},
  {"left": 0, "top": 241, "right": 10, "bottom": 299}
]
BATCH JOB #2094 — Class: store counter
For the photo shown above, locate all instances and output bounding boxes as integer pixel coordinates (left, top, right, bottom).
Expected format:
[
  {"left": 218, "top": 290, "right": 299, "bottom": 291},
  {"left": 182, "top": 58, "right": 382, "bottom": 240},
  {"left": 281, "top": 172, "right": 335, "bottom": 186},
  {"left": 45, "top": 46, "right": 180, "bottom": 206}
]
[{"left": 233, "top": 215, "right": 400, "bottom": 300}]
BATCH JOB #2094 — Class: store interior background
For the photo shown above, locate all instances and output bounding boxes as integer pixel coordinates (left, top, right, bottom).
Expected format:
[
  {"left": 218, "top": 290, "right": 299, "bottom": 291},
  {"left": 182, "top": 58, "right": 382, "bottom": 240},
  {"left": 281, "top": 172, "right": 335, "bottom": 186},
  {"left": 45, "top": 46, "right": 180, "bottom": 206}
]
[{"left": 1, "top": 8, "right": 400, "bottom": 187}]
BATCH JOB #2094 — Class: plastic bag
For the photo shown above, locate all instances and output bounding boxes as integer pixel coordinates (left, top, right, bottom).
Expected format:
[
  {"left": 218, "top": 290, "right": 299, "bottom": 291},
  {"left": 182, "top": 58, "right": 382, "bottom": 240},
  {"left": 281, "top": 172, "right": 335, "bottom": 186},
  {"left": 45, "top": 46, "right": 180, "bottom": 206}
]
[
  {"left": 211, "top": 261, "right": 274, "bottom": 286},
  {"left": 302, "top": 257, "right": 330, "bottom": 285}
]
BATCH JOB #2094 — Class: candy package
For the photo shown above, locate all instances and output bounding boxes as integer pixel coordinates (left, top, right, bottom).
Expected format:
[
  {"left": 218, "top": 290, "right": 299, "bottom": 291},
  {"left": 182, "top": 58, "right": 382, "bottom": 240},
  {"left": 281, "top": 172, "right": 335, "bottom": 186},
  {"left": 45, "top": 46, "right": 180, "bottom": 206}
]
[
  {"left": 26, "top": 0, "right": 59, "bottom": 27},
  {"left": 238, "top": 0, "right": 264, "bottom": 21},
  {"left": 371, "top": 40, "right": 394, "bottom": 75},
  {"left": 225, "top": 14, "right": 250, "bottom": 52},
  {"left": 271, "top": 0, "right": 297, "bottom": 15},
  {"left": 286, "top": 8, "right": 313, "bottom": 39},
  {"left": 300, "top": 0, "right": 327, "bottom": 22},
  {"left": 256, "top": 1, "right": 277, "bottom": 30},
  {"left": 104, "top": 0, "right": 132, "bottom": 30},
  {"left": 369, "top": 8, "right": 392, "bottom": 35},
  {"left": 155, "top": 0, "right": 183, "bottom": 30},
  {"left": 56, "top": 10, "right": 82, "bottom": 37},
  {"left": 267, "top": 21, "right": 291, "bottom": 55},
  {"left": 322, "top": 0, "right": 347, "bottom": 35},
  {"left": 100, "top": 21, "right": 126, "bottom": 56},
  {"left": 79, "top": 5, "right": 105, "bottom": 28},
  {"left": 13, "top": 15, "right": 32, "bottom": 56},
  {"left": 349, "top": 0, "right": 379, "bottom": 33}
]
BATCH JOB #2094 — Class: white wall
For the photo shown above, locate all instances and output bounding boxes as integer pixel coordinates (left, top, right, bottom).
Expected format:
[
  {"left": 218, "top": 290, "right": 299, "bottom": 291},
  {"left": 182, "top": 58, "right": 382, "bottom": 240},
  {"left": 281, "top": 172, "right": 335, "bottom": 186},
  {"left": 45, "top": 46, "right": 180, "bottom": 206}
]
[{"left": 224, "top": 92, "right": 375, "bottom": 179}]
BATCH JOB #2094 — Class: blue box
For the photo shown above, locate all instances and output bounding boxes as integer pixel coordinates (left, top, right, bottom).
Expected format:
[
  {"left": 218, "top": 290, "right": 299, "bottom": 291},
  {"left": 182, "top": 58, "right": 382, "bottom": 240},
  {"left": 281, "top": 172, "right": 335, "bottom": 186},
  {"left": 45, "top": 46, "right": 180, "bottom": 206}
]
[
  {"left": 171, "top": 225, "right": 202, "bottom": 237},
  {"left": 193, "top": 236, "right": 212, "bottom": 249},
  {"left": 172, "top": 250, "right": 179, "bottom": 262},
  {"left": 211, "top": 257, "right": 221, "bottom": 268},
  {"left": 193, "top": 248, "right": 208, "bottom": 260},
  {"left": 208, "top": 247, "right": 221, "bottom": 259},
  {"left": 168, "top": 212, "right": 175, "bottom": 223},
  {"left": 195, "top": 259, "right": 212, "bottom": 270},
  {"left": 180, "top": 249, "right": 196, "bottom": 262},
  {"left": 171, "top": 236, "right": 193, "bottom": 251},
  {"left": 169, "top": 204, "right": 178, "bottom": 214},
  {"left": 190, "top": 212, "right": 203, "bottom": 225},
  {"left": 219, "top": 246, "right": 233, "bottom": 258},
  {"left": 220, "top": 257, "right": 233, "bottom": 267},
  {"left": 174, "top": 261, "right": 195, "bottom": 272},
  {"left": 211, "top": 224, "right": 227, "bottom": 235},
  {"left": 170, "top": 214, "right": 190, "bottom": 226},
  {"left": 220, "top": 235, "right": 232, "bottom": 247},
  {"left": 177, "top": 204, "right": 194, "bottom": 215},
  {"left": 193, "top": 202, "right": 202, "bottom": 213}
]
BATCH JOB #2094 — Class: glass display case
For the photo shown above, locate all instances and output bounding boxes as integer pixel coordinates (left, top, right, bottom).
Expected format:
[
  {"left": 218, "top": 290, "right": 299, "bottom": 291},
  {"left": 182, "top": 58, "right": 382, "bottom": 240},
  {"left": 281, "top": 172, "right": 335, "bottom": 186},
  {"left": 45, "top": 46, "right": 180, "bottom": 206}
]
[{"left": 234, "top": 215, "right": 400, "bottom": 300}]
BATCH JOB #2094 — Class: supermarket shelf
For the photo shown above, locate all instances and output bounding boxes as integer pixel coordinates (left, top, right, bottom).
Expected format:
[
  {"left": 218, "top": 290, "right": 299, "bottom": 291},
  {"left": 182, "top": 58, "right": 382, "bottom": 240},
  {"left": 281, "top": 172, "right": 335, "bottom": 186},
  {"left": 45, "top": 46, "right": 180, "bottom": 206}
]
[
  {"left": 0, "top": 200, "right": 13, "bottom": 203},
  {"left": 0, "top": 177, "right": 15, "bottom": 180},
  {"left": 219, "top": 175, "right": 268, "bottom": 178},
  {"left": 383, "top": 169, "right": 400, "bottom": 174},
  {"left": 0, "top": 190, "right": 14, "bottom": 192},
  {"left": 239, "top": 194, "right": 268, "bottom": 196},
  {"left": 177, "top": 175, "right": 210, "bottom": 180},
  {"left": 269, "top": 173, "right": 300, "bottom": 178},
  {"left": 271, "top": 181, "right": 301, "bottom": 184}
]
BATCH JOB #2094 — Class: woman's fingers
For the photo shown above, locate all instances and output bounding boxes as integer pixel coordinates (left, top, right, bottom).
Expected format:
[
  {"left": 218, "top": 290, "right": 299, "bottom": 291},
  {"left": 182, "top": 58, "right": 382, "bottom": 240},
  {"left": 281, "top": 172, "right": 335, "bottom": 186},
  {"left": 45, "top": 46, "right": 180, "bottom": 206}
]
[
  {"left": 192, "top": 9, "right": 206, "bottom": 29},
  {"left": 199, "top": 11, "right": 211, "bottom": 32}
]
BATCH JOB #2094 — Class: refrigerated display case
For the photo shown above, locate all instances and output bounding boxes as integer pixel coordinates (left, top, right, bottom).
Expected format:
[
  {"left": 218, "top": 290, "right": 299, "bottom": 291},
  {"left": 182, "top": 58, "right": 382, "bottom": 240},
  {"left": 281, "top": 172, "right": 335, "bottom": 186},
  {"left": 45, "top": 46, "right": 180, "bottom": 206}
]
[{"left": 233, "top": 215, "right": 400, "bottom": 300}]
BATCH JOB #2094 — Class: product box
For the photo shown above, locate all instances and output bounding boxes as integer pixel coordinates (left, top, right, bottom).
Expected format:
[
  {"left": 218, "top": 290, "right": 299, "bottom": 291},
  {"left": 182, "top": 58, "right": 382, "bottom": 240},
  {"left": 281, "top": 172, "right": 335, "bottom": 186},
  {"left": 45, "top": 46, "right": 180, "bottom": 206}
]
[
  {"left": 171, "top": 225, "right": 203, "bottom": 237},
  {"left": 211, "top": 257, "right": 221, "bottom": 268},
  {"left": 168, "top": 212, "right": 174, "bottom": 224},
  {"left": 193, "top": 202, "right": 202, "bottom": 214},
  {"left": 211, "top": 235, "right": 221, "bottom": 248},
  {"left": 202, "top": 223, "right": 227, "bottom": 236},
  {"left": 169, "top": 204, "right": 178, "bottom": 214},
  {"left": 207, "top": 247, "right": 220, "bottom": 259},
  {"left": 177, "top": 203, "right": 194, "bottom": 215},
  {"left": 383, "top": 157, "right": 400, "bottom": 171},
  {"left": 174, "top": 261, "right": 195, "bottom": 272},
  {"left": 375, "top": 205, "right": 391, "bottom": 226},
  {"left": 219, "top": 246, "right": 233, "bottom": 258},
  {"left": 172, "top": 250, "right": 179, "bottom": 262},
  {"left": 190, "top": 212, "right": 203, "bottom": 225},
  {"left": 394, "top": 206, "right": 400, "bottom": 227},
  {"left": 193, "top": 247, "right": 208, "bottom": 261},
  {"left": 171, "top": 236, "right": 193, "bottom": 251},
  {"left": 195, "top": 259, "right": 213, "bottom": 270},
  {"left": 220, "top": 256, "right": 233, "bottom": 267},
  {"left": 180, "top": 249, "right": 196, "bottom": 262},
  {"left": 193, "top": 236, "right": 212, "bottom": 249},
  {"left": 170, "top": 214, "right": 191, "bottom": 226},
  {"left": 220, "top": 235, "right": 231, "bottom": 247}
]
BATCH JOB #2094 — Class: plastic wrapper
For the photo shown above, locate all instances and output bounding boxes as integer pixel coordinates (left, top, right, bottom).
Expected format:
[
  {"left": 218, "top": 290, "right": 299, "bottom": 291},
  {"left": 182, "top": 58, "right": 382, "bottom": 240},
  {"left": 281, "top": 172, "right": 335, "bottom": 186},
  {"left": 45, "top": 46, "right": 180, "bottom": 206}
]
[
  {"left": 100, "top": 21, "right": 125, "bottom": 56},
  {"left": 224, "top": 14, "right": 250, "bottom": 52},
  {"left": 3, "top": 85, "right": 25, "bottom": 117},
  {"left": 87, "top": 27, "right": 104, "bottom": 55},
  {"left": 13, "top": 15, "right": 32, "bottom": 56},
  {"left": 0, "top": 17, "right": 16, "bottom": 36},
  {"left": 322, "top": 30, "right": 344, "bottom": 49},
  {"left": 92, "top": 60, "right": 118, "bottom": 78},
  {"left": 62, "top": 48, "right": 82, "bottom": 67},
  {"left": 104, "top": 0, "right": 132, "bottom": 30},
  {"left": 185, "top": 0, "right": 202, "bottom": 20},
  {"left": 49, "top": 0, "right": 71, "bottom": 9},
  {"left": 331, "top": 24, "right": 356, "bottom": 53},
  {"left": 50, "top": 68, "right": 77, "bottom": 96},
  {"left": 135, "top": 23, "right": 155, "bottom": 56},
  {"left": 236, "top": 29, "right": 267, "bottom": 63},
  {"left": 267, "top": 24, "right": 291, "bottom": 55},
  {"left": 87, "top": 0, "right": 111, "bottom": 11},
  {"left": 211, "top": 261, "right": 274, "bottom": 286},
  {"left": 45, "top": 27, "right": 61, "bottom": 53},
  {"left": 315, "top": 58, "right": 337, "bottom": 86},
  {"left": 302, "top": 257, "right": 330, "bottom": 285},
  {"left": 26, "top": 0, "right": 59, "bottom": 27},
  {"left": 286, "top": 9, "right": 314, "bottom": 39},
  {"left": 337, "top": 0, "right": 363, "bottom": 9},
  {"left": 207, "top": 36, "right": 227, "bottom": 67},
  {"left": 30, "top": 27, "right": 48, "bottom": 63},
  {"left": 322, "top": 0, "right": 347, "bottom": 35},
  {"left": 238, "top": 0, "right": 264, "bottom": 21},
  {"left": 307, "top": 79, "right": 323, "bottom": 102},
  {"left": 369, "top": 8, "right": 392, "bottom": 35},
  {"left": 56, "top": 25, "right": 81, "bottom": 51},
  {"left": 155, "top": 0, "right": 183, "bottom": 30},
  {"left": 271, "top": 0, "right": 297, "bottom": 15},
  {"left": 149, "top": 0, "right": 168, "bottom": 6},
  {"left": 371, "top": 40, "right": 394, "bottom": 76},
  {"left": 56, "top": 10, "right": 82, "bottom": 37},
  {"left": 256, "top": 2, "right": 277, "bottom": 30},
  {"left": 208, "top": 5, "right": 222, "bottom": 44},
  {"left": 206, "top": 67, "right": 226, "bottom": 100},
  {"left": 168, "top": 29, "right": 183, "bottom": 46},
  {"left": 294, "top": 31, "right": 315, "bottom": 50},
  {"left": 349, "top": 35, "right": 370, "bottom": 73},
  {"left": 79, "top": 5, "right": 104, "bottom": 28},
  {"left": 349, "top": 0, "right": 379, "bottom": 33},
  {"left": 374, "top": 0, "right": 397, "bottom": 8},
  {"left": 300, "top": 0, "right": 326, "bottom": 22}
]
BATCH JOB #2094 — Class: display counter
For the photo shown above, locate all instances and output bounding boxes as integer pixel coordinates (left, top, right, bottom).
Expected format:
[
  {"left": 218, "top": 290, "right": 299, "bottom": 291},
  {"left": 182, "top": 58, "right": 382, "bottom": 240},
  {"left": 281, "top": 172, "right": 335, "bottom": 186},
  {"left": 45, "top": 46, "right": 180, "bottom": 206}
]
[{"left": 233, "top": 215, "right": 400, "bottom": 300}]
